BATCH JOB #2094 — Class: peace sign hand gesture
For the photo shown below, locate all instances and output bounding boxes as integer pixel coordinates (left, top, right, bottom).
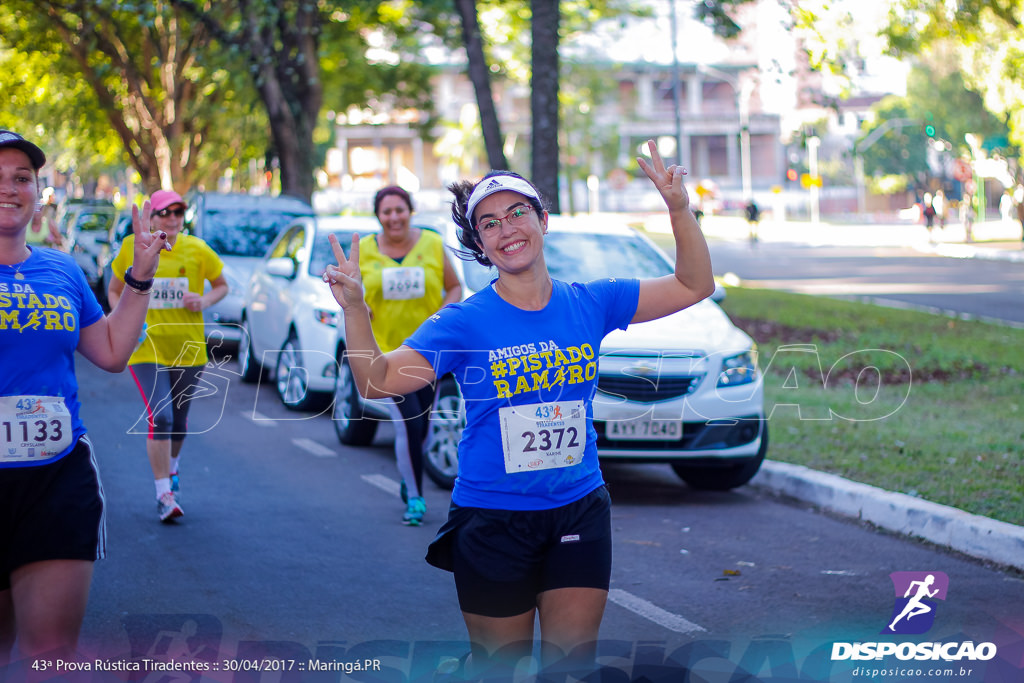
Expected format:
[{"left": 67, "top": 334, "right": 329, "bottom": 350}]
[
  {"left": 323, "top": 233, "right": 365, "bottom": 311},
  {"left": 636, "top": 139, "right": 691, "bottom": 213},
  {"left": 130, "top": 200, "right": 171, "bottom": 280}
]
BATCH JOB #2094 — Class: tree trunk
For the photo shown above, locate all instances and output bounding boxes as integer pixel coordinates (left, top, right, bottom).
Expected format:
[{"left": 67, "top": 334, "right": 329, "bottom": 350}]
[
  {"left": 454, "top": 0, "right": 509, "bottom": 172},
  {"left": 258, "top": 63, "right": 319, "bottom": 203},
  {"left": 530, "top": 0, "right": 560, "bottom": 213},
  {"left": 243, "top": 4, "right": 321, "bottom": 203},
  {"left": 173, "top": 0, "right": 322, "bottom": 204}
]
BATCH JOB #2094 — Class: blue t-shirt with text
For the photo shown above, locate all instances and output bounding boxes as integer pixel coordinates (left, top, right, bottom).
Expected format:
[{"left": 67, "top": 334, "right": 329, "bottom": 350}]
[
  {"left": 406, "top": 277, "right": 639, "bottom": 509},
  {"left": 1, "top": 247, "right": 104, "bottom": 467}
]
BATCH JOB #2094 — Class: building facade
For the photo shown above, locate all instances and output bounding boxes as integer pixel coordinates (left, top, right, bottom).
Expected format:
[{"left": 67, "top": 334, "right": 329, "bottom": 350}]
[{"left": 324, "top": 59, "right": 782, "bottom": 214}]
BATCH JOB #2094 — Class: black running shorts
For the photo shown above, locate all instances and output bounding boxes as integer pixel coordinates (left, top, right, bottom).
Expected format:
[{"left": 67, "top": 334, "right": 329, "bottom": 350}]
[
  {"left": 443, "top": 486, "right": 612, "bottom": 618},
  {"left": 0, "top": 438, "right": 106, "bottom": 589}
]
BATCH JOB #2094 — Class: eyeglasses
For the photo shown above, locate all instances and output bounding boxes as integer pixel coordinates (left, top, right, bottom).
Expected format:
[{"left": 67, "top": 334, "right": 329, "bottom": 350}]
[
  {"left": 154, "top": 207, "right": 185, "bottom": 218},
  {"left": 475, "top": 204, "right": 534, "bottom": 234}
]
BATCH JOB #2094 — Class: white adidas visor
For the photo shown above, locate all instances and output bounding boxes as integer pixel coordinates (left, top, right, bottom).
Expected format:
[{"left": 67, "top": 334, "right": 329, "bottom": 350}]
[{"left": 466, "top": 175, "right": 541, "bottom": 228}]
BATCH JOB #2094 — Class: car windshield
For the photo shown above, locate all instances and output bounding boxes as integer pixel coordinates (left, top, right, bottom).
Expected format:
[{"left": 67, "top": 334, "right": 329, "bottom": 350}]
[
  {"left": 75, "top": 210, "right": 117, "bottom": 232},
  {"left": 459, "top": 231, "right": 673, "bottom": 292},
  {"left": 201, "top": 210, "right": 311, "bottom": 258},
  {"left": 309, "top": 230, "right": 357, "bottom": 277}
]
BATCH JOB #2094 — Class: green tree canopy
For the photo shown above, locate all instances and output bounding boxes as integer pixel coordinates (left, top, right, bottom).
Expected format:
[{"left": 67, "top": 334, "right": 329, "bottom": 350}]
[
  {"left": 1, "top": 1, "right": 437, "bottom": 201},
  {"left": 1, "top": 0, "right": 265, "bottom": 193},
  {"left": 859, "top": 62, "right": 1011, "bottom": 187},
  {"left": 881, "top": 0, "right": 1024, "bottom": 157}
]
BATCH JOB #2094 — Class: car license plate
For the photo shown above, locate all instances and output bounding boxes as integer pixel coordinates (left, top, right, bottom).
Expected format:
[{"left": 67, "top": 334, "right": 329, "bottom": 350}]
[{"left": 606, "top": 419, "right": 681, "bottom": 441}]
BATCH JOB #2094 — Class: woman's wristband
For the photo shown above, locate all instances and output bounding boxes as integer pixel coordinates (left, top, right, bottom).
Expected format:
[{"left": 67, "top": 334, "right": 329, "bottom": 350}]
[{"left": 124, "top": 266, "right": 154, "bottom": 292}]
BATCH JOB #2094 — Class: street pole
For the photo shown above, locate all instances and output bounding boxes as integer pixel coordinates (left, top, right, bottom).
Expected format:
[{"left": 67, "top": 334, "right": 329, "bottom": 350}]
[
  {"left": 808, "top": 136, "right": 821, "bottom": 224},
  {"left": 669, "top": 0, "right": 684, "bottom": 166},
  {"left": 964, "top": 134, "right": 985, "bottom": 221},
  {"left": 739, "top": 79, "right": 753, "bottom": 201},
  {"left": 855, "top": 155, "right": 866, "bottom": 215},
  {"left": 698, "top": 63, "right": 752, "bottom": 201}
]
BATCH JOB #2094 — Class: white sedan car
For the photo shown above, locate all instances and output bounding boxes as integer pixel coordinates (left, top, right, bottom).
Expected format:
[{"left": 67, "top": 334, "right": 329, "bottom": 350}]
[
  {"left": 550, "top": 216, "right": 766, "bottom": 490},
  {"left": 329, "top": 220, "right": 463, "bottom": 489},
  {"left": 445, "top": 215, "right": 765, "bottom": 491},
  {"left": 239, "top": 215, "right": 380, "bottom": 410}
]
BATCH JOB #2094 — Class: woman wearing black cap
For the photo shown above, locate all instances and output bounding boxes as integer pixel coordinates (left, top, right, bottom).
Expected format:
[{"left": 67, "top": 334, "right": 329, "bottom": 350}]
[
  {"left": 0, "top": 130, "right": 169, "bottom": 665},
  {"left": 324, "top": 140, "right": 713, "bottom": 677}
]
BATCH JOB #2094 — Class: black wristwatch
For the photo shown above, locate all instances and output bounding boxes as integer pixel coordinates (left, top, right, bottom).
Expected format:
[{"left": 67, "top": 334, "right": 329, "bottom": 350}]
[{"left": 124, "top": 266, "right": 154, "bottom": 292}]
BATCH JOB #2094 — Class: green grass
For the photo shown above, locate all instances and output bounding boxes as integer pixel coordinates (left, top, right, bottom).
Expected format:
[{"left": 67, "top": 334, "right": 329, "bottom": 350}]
[{"left": 716, "top": 286, "right": 1024, "bottom": 527}]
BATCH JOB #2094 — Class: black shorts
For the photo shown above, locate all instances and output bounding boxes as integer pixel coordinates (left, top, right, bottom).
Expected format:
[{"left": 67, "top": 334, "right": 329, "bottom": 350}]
[
  {"left": 427, "top": 486, "right": 612, "bottom": 618},
  {"left": 0, "top": 437, "right": 106, "bottom": 589}
]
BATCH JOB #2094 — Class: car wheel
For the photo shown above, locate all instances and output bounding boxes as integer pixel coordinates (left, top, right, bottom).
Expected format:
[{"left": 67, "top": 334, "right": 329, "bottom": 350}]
[
  {"left": 424, "top": 375, "right": 463, "bottom": 490},
  {"left": 237, "top": 317, "right": 262, "bottom": 384},
  {"left": 274, "top": 333, "right": 321, "bottom": 411},
  {"left": 671, "top": 420, "right": 769, "bottom": 491},
  {"left": 333, "top": 353, "right": 378, "bottom": 446}
]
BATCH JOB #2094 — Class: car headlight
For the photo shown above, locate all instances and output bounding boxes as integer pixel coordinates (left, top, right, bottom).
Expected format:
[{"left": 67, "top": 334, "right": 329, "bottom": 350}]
[
  {"left": 717, "top": 348, "right": 758, "bottom": 387},
  {"left": 314, "top": 308, "right": 339, "bottom": 327}
]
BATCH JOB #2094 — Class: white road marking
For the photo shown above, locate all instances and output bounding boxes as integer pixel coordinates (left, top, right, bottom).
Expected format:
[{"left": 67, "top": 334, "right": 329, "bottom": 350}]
[
  {"left": 292, "top": 438, "right": 337, "bottom": 458},
  {"left": 608, "top": 589, "right": 706, "bottom": 634},
  {"left": 362, "top": 474, "right": 401, "bottom": 498},
  {"left": 243, "top": 410, "right": 277, "bottom": 427},
  {"left": 358, "top": 481, "right": 706, "bottom": 635}
]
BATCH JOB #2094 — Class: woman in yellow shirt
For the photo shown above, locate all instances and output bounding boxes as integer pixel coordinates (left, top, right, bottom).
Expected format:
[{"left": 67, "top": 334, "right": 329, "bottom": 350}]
[
  {"left": 108, "top": 190, "right": 229, "bottom": 523},
  {"left": 359, "top": 186, "right": 461, "bottom": 525}
]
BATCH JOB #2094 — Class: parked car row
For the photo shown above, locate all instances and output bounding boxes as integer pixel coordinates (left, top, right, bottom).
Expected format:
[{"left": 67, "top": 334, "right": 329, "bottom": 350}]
[
  {"left": 237, "top": 211, "right": 768, "bottom": 493},
  {"left": 57, "top": 198, "right": 121, "bottom": 301},
  {"left": 83, "top": 192, "right": 315, "bottom": 333}
]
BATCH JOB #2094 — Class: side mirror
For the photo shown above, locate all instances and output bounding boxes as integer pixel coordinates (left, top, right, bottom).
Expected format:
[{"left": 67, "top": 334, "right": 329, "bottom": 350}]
[
  {"left": 711, "top": 282, "right": 726, "bottom": 303},
  {"left": 265, "top": 257, "right": 296, "bottom": 279}
]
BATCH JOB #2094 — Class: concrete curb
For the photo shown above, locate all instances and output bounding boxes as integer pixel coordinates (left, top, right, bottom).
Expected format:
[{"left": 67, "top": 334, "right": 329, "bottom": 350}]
[{"left": 751, "top": 460, "right": 1024, "bottom": 572}]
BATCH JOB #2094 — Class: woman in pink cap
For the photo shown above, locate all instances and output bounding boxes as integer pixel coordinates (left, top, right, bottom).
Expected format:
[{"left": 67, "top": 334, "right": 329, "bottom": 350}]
[
  {"left": 324, "top": 140, "right": 713, "bottom": 678},
  {"left": 0, "top": 130, "right": 169, "bottom": 666},
  {"left": 108, "top": 190, "right": 229, "bottom": 523}
]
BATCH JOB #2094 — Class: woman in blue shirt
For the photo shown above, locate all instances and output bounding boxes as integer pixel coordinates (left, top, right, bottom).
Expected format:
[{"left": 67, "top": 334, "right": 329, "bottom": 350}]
[
  {"left": 0, "top": 130, "right": 168, "bottom": 666},
  {"left": 324, "top": 140, "right": 713, "bottom": 677}
]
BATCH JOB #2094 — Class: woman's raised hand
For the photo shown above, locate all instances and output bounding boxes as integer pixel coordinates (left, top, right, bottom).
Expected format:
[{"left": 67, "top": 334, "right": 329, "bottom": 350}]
[
  {"left": 324, "top": 233, "right": 365, "bottom": 310},
  {"left": 130, "top": 200, "right": 171, "bottom": 280},
  {"left": 636, "top": 138, "right": 691, "bottom": 213}
]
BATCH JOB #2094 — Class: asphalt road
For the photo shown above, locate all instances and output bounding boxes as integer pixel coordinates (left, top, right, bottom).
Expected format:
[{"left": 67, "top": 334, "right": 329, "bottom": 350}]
[
  {"left": 710, "top": 240, "right": 1024, "bottom": 325},
  {"left": 29, "top": 356, "right": 1019, "bottom": 683}
]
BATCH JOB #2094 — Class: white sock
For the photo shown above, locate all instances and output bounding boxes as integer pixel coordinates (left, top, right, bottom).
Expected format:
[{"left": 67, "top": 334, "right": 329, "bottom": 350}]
[
  {"left": 169, "top": 456, "right": 180, "bottom": 476},
  {"left": 155, "top": 478, "right": 172, "bottom": 499}
]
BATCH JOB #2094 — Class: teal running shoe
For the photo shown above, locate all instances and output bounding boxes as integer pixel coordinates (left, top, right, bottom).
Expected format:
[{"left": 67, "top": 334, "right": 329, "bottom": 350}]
[{"left": 403, "top": 497, "right": 426, "bottom": 526}]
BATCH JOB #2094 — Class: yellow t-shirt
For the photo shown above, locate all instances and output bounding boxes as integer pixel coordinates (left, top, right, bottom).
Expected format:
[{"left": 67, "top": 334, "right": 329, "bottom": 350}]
[
  {"left": 112, "top": 233, "right": 224, "bottom": 367},
  {"left": 360, "top": 229, "right": 446, "bottom": 353}
]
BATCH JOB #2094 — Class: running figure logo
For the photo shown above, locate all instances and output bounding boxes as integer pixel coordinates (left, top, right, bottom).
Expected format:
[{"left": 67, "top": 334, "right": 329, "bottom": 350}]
[{"left": 883, "top": 571, "right": 949, "bottom": 634}]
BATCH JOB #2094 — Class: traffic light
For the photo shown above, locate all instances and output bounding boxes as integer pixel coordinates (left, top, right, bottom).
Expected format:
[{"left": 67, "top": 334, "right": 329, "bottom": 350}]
[{"left": 924, "top": 112, "right": 936, "bottom": 138}]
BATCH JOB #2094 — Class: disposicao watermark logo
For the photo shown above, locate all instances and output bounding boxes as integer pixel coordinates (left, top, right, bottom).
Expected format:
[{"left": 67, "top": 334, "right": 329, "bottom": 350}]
[
  {"left": 831, "top": 571, "right": 998, "bottom": 663},
  {"left": 884, "top": 571, "right": 948, "bottom": 635}
]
